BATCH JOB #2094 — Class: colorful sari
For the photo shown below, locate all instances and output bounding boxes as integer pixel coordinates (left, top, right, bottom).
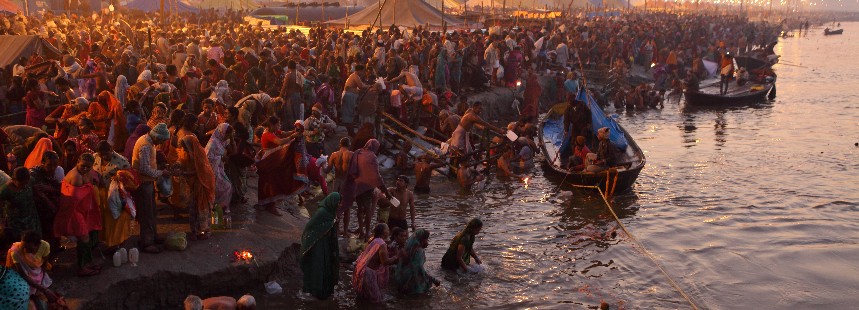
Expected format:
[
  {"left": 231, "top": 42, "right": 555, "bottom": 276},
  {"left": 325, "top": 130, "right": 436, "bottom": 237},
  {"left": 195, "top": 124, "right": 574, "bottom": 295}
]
[
  {"left": 54, "top": 179, "right": 102, "bottom": 237},
  {"left": 300, "top": 193, "right": 340, "bottom": 299},
  {"left": 87, "top": 98, "right": 111, "bottom": 139},
  {"left": 182, "top": 136, "right": 215, "bottom": 234},
  {"left": 205, "top": 123, "right": 232, "bottom": 211},
  {"left": 352, "top": 237, "right": 389, "bottom": 303},
  {"left": 0, "top": 266, "right": 30, "bottom": 310},
  {"left": 23, "top": 138, "right": 54, "bottom": 169},
  {"left": 394, "top": 229, "right": 434, "bottom": 294},
  {"left": 255, "top": 140, "right": 307, "bottom": 206},
  {"left": 102, "top": 91, "right": 128, "bottom": 151}
]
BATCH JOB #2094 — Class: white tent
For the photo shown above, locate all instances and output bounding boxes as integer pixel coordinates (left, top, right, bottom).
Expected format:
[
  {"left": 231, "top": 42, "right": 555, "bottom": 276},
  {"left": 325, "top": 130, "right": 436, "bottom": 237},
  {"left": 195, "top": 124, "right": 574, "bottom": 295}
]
[
  {"left": 188, "top": 0, "right": 259, "bottom": 10},
  {"left": 326, "top": 0, "right": 463, "bottom": 28}
]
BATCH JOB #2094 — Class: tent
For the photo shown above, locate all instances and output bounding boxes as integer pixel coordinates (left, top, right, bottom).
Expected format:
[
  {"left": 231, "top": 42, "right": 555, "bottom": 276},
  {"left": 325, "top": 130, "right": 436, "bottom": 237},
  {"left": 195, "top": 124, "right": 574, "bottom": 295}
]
[
  {"left": 326, "top": 0, "right": 463, "bottom": 28},
  {"left": 0, "top": 35, "right": 61, "bottom": 69},
  {"left": 430, "top": 0, "right": 464, "bottom": 12},
  {"left": 190, "top": 0, "right": 259, "bottom": 10},
  {"left": 0, "top": 0, "right": 20, "bottom": 14},
  {"left": 250, "top": 6, "right": 364, "bottom": 23},
  {"left": 125, "top": 0, "right": 200, "bottom": 13}
]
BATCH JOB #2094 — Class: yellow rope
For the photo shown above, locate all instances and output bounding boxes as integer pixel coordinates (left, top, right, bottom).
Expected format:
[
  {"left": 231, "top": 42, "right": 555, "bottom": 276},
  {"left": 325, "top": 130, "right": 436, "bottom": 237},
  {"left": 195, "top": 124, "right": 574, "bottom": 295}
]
[{"left": 568, "top": 183, "right": 700, "bottom": 310}]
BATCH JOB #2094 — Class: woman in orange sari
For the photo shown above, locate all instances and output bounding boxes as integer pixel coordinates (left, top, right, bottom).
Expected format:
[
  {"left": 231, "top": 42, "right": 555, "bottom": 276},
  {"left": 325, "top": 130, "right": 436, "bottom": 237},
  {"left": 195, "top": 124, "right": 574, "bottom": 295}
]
[
  {"left": 99, "top": 91, "right": 128, "bottom": 152},
  {"left": 87, "top": 92, "right": 111, "bottom": 140},
  {"left": 178, "top": 135, "right": 216, "bottom": 240}
]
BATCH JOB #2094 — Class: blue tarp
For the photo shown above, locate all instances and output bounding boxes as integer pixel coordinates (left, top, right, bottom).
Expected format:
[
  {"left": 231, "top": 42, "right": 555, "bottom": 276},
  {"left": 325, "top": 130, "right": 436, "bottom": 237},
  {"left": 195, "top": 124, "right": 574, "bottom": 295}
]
[{"left": 576, "top": 87, "right": 629, "bottom": 150}]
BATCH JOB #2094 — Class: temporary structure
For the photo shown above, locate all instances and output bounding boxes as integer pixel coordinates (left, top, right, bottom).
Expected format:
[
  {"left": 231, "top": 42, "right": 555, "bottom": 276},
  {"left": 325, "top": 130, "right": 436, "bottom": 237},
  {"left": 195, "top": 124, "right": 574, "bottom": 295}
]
[
  {"left": 325, "top": 0, "right": 463, "bottom": 29},
  {"left": 0, "top": 0, "right": 21, "bottom": 14},
  {"left": 189, "top": 0, "right": 260, "bottom": 10},
  {"left": 125, "top": 0, "right": 201, "bottom": 13},
  {"left": 0, "top": 35, "right": 61, "bottom": 69}
]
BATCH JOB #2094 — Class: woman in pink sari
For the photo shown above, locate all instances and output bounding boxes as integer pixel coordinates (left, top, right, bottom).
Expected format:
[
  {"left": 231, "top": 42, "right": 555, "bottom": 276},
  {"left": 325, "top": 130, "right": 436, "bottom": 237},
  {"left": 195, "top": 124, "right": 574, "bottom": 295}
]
[{"left": 352, "top": 223, "right": 398, "bottom": 303}]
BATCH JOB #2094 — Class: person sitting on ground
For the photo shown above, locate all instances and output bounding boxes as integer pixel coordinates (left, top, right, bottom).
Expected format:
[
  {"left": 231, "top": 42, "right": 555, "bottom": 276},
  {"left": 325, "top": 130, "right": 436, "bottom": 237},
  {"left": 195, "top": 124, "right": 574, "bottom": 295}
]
[
  {"left": 441, "top": 218, "right": 484, "bottom": 273},
  {"left": 5, "top": 231, "right": 52, "bottom": 308}
]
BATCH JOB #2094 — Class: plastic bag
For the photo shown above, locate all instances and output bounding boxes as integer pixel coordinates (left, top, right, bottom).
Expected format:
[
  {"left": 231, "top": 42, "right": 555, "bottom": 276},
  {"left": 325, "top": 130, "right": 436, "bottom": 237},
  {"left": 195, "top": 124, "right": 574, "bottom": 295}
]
[
  {"left": 156, "top": 175, "right": 173, "bottom": 197},
  {"left": 265, "top": 281, "right": 283, "bottom": 294},
  {"left": 165, "top": 232, "right": 187, "bottom": 251},
  {"left": 108, "top": 179, "right": 137, "bottom": 219}
]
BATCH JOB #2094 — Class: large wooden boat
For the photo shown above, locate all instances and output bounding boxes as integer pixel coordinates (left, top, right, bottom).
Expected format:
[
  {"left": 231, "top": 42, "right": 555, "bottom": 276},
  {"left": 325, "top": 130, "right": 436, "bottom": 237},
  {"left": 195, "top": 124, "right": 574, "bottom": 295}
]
[{"left": 538, "top": 88, "right": 646, "bottom": 193}]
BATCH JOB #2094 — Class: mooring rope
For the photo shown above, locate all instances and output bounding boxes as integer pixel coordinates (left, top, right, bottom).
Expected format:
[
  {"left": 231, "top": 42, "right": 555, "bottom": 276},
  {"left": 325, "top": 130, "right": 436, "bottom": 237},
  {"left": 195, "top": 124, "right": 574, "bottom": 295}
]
[{"left": 568, "top": 183, "right": 700, "bottom": 310}]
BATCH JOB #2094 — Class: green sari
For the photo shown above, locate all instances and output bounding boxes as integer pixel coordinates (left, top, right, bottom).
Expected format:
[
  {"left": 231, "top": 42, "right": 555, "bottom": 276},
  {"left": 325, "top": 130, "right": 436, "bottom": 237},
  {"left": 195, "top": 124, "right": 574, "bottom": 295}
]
[
  {"left": 300, "top": 192, "right": 341, "bottom": 300},
  {"left": 0, "top": 184, "right": 41, "bottom": 235},
  {"left": 441, "top": 230, "right": 475, "bottom": 271},
  {"left": 394, "top": 229, "right": 434, "bottom": 294}
]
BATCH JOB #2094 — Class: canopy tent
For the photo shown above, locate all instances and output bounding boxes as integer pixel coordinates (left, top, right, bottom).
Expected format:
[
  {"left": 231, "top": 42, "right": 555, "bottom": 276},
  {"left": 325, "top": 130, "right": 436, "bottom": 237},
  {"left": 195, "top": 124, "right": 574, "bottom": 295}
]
[
  {"left": 572, "top": 0, "right": 627, "bottom": 8},
  {"left": 250, "top": 6, "right": 364, "bottom": 23},
  {"left": 430, "top": 0, "right": 464, "bottom": 12},
  {"left": 189, "top": 0, "right": 259, "bottom": 9},
  {"left": 0, "top": 0, "right": 20, "bottom": 14},
  {"left": 464, "top": 0, "right": 507, "bottom": 10},
  {"left": 0, "top": 35, "right": 61, "bottom": 69},
  {"left": 125, "top": 0, "right": 200, "bottom": 13},
  {"left": 325, "top": 0, "right": 463, "bottom": 28}
]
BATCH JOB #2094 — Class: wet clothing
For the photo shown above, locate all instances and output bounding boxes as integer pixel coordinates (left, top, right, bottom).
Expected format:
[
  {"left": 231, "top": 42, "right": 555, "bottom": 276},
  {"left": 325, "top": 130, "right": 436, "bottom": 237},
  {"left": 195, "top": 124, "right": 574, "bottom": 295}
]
[
  {"left": 353, "top": 237, "right": 389, "bottom": 303},
  {"left": 300, "top": 193, "right": 340, "bottom": 299},
  {"left": 441, "top": 231, "right": 476, "bottom": 270},
  {"left": 394, "top": 229, "right": 434, "bottom": 294}
]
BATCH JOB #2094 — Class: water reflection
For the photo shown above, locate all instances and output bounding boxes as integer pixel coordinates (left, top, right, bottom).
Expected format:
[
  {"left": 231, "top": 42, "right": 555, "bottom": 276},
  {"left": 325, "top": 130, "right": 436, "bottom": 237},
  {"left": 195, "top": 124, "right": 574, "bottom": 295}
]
[{"left": 714, "top": 112, "right": 727, "bottom": 148}]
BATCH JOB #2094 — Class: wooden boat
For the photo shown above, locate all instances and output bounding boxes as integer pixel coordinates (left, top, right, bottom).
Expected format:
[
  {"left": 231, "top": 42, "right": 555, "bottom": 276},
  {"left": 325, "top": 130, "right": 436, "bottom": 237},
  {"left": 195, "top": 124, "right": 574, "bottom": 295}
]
[
  {"left": 824, "top": 28, "right": 843, "bottom": 35},
  {"left": 684, "top": 79, "right": 775, "bottom": 106},
  {"left": 538, "top": 88, "right": 646, "bottom": 193}
]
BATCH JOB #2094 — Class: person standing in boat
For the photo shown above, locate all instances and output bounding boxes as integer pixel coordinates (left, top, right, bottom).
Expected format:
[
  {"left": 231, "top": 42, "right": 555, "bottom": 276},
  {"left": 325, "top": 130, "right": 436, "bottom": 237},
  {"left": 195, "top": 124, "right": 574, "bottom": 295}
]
[{"left": 719, "top": 52, "right": 734, "bottom": 95}]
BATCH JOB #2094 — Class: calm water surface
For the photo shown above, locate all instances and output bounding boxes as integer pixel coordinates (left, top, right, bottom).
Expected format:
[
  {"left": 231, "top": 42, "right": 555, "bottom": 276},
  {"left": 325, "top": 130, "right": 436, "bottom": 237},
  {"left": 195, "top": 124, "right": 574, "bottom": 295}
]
[{"left": 275, "top": 23, "right": 859, "bottom": 309}]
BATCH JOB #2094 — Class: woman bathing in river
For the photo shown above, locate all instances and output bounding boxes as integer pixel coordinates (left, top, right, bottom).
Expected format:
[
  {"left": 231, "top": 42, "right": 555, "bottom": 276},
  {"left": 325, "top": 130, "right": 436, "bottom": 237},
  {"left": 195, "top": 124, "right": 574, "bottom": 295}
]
[{"left": 441, "top": 218, "right": 484, "bottom": 273}]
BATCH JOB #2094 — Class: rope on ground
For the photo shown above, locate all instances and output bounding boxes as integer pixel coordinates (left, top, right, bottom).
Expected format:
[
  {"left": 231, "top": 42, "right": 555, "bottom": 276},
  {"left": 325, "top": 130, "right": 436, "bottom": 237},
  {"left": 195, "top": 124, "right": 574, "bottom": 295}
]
[{"left": 569, "top": 183, "right": 700, "bottom": 310}]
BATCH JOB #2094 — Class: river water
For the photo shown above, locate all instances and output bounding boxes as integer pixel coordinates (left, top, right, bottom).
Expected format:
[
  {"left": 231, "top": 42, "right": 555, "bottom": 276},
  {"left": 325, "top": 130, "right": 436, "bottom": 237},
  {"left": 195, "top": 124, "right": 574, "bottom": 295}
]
[{"left": 276, "top": 23, "right": 859, "bottom": 309}]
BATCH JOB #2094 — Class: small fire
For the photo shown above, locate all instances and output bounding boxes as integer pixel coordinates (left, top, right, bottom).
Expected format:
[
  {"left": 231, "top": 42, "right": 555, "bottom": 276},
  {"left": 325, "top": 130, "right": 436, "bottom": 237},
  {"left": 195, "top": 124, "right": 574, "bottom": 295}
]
[
  {"left": 234, "top": 250, "right": 255, "bottom": 264},
  {"left": 523, "top": 177, "right": 530, "bottom": 189}
]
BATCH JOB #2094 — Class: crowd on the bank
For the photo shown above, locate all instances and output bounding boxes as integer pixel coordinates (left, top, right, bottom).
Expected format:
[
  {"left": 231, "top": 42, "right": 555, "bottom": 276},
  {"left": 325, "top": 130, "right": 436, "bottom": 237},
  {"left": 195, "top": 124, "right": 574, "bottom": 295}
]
[{"left": 0, "top": 7, "right": 782, "bottom": 308}]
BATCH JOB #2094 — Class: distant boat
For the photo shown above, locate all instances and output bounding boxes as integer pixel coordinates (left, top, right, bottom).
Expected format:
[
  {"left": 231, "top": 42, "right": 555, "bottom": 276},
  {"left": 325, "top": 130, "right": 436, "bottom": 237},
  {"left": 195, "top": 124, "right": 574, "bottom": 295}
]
[
  {"left": 684, "top": 80, "right": 775, "bottom": 106},
  {"left": 824, "top": 28, "right": 843, "bottom": 35},
  {"left": 538, "top": 88, "right": 646, "bottom": 194}
]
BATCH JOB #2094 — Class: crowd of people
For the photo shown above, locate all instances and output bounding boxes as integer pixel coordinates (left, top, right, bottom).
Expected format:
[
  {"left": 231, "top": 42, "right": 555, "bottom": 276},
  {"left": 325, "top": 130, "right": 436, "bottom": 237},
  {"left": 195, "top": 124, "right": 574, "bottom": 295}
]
[{"left": 0, "top": 6, "right": 784, "bottom": 308}]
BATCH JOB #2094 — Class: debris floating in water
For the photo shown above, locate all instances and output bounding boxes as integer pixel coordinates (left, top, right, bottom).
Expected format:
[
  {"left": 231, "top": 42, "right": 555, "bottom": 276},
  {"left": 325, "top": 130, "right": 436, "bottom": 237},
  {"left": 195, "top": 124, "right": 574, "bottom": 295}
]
[{"left": 523, "top": 177, "right": 530, "bottom": 189}]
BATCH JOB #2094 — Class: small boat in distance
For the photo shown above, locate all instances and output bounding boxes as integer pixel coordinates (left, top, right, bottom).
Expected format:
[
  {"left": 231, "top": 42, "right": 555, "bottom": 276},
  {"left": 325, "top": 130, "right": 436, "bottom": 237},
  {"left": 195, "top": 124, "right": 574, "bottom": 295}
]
[
  {"left": 824, "top": 28, "right": 844, "bottom": 35},
  {"left": 538, "top": 88, "right": 646, "bottom": 194},
  {"left": 684, "top": 80, "right": 775, "bottom": 106}
]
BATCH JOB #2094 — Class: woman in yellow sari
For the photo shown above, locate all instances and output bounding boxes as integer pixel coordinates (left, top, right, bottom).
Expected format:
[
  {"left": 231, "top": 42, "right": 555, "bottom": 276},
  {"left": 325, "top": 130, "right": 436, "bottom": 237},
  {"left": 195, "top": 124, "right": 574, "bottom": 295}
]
[{"left": 93, "top": 141, "right": 131, "bottom": 250}]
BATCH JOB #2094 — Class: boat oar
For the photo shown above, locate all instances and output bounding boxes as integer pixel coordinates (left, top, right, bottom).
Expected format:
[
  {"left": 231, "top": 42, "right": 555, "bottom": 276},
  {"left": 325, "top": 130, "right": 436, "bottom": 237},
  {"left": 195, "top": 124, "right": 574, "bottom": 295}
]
[{"left": 776, "top": 63, "right": 807, "bottom": 68}]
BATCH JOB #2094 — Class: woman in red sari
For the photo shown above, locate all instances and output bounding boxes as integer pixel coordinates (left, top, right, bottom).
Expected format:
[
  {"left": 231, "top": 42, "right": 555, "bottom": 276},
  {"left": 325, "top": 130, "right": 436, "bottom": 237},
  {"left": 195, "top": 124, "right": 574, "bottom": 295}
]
[
  {"left": 24, "top": 80, "right": 48, "bottom": 128},
  {"left": 53, "top": 153, "right": 103, "bottom": 276},
  {"left": 255, "top": 116, "right": 305, "bottom": 216},
  {"left": 98, "top": 91, "right": 128, "bottom": 152}
]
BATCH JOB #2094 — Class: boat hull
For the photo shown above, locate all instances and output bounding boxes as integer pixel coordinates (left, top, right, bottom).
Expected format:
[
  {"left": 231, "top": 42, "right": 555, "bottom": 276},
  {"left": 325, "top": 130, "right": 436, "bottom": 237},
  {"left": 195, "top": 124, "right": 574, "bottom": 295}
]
[{"left": 684, "top": 83, "right": 773, "bottom": 106}]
